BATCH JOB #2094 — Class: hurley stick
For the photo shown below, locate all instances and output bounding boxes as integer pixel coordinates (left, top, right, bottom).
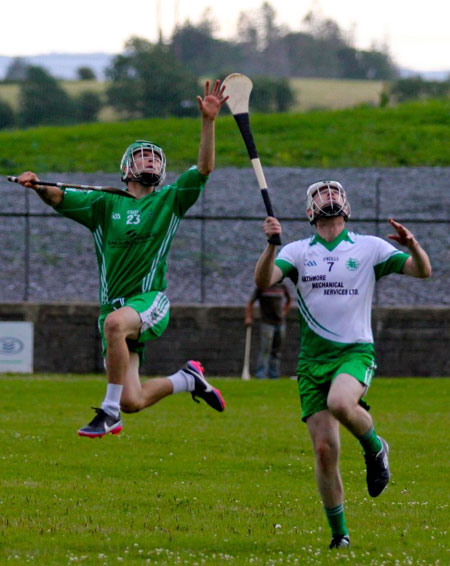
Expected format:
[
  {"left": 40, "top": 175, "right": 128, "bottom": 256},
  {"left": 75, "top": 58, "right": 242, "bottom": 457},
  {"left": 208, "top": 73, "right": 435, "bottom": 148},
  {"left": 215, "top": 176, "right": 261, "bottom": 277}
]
[
  {"left": 7, "top": 176, "right": 137, "bottom": 199},
  {"left": 241, "top": 325, "right": 252, "bottom": 381},
  {"left": 222, "top": 73, "right": 281, "bottom": 246}
]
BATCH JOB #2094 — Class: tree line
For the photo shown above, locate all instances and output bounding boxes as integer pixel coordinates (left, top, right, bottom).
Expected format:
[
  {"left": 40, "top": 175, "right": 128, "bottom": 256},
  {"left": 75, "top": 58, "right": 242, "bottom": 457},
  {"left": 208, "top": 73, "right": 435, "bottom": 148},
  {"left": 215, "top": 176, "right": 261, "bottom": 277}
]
[
  {"left": 0, "top": 2, "right": 449, "bottom": 129},
  {"left": 171, "top": 4, "right": 397, "bottom": 80}
]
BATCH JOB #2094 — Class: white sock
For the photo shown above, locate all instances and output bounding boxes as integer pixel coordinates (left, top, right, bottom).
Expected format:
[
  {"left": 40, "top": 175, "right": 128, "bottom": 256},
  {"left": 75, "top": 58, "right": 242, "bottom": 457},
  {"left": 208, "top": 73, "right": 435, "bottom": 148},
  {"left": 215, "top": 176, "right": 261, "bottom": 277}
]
[
  {"left": 168, "top": 369, "right": 195, "bottom": 394},
  {"left": 101, "top": 383, "right": 123, "bottom": 417}
]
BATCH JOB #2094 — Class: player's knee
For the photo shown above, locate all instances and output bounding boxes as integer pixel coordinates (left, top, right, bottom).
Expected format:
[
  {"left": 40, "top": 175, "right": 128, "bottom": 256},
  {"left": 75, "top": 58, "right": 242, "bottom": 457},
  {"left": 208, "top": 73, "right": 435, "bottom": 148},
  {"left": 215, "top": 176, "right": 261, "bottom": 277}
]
[
  {"left": 315, "top": 439, "right": 337, "bottom": 470},
  {"left": 327, "top": 395, "right": 352, "bottom": 420},
  {"left": 104, "top": 312, "right": 127, "bottom": 340}
]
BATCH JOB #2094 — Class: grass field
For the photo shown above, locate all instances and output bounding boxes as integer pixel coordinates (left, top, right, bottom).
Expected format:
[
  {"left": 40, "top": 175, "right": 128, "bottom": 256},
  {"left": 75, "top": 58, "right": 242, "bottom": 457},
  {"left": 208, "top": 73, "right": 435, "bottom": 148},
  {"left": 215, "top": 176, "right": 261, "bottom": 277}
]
[{"left": 0, "top": 375, "right": 448, "bottom": 565}]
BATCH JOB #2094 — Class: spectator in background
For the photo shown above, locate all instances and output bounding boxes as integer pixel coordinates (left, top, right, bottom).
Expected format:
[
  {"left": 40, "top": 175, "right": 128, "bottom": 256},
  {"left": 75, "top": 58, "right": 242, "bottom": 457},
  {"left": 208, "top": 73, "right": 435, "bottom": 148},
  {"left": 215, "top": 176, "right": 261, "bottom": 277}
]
[{"left": 245, "top": 283, "right": 291, "bottom": 379}]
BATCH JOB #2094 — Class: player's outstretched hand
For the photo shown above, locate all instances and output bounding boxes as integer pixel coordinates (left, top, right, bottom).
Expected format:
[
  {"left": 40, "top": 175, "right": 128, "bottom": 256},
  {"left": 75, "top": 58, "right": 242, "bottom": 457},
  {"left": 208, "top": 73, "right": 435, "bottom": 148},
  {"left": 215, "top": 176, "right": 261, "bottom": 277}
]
[
  {"left": 263, "top": 216, "right": 282, "bottom": 240},
  {"left": 387, "top": 218, "right": 418, "bottom": 248},
  {"left": 197, "top": 79, "right": 228, "bottom": 121}
]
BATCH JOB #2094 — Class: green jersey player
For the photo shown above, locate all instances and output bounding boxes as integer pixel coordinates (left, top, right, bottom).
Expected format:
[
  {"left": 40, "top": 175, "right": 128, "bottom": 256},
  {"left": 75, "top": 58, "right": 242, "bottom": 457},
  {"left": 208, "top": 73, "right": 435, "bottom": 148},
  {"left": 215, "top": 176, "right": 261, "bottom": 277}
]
[
  {"left": 254, "top": 180, "right": 431, "bottom": 549},
  {"left": 17, "top": 79, "right": 228, "bottom": 438}
]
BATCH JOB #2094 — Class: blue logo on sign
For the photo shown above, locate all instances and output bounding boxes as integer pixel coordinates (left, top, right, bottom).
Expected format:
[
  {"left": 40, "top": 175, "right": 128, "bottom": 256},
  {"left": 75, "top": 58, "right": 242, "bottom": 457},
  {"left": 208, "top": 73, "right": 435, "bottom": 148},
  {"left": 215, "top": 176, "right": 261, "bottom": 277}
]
[{"left": 0, "top": 337, "right": 24, "bottom": 354}]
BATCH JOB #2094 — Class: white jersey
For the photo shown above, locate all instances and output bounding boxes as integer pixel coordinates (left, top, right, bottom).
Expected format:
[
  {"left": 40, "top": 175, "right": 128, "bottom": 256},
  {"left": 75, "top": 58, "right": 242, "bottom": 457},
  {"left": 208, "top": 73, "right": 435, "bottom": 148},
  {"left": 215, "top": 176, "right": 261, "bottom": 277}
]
[{"left": 275, "top": 229, "right": 409, "bottom": 362}]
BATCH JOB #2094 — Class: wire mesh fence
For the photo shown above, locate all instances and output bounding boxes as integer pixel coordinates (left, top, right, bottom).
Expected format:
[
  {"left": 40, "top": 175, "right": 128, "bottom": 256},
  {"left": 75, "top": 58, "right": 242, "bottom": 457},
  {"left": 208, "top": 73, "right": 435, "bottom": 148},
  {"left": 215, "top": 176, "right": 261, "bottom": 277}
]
[{"left": 0, "top": 167, "right": 448, "bottom": 306}]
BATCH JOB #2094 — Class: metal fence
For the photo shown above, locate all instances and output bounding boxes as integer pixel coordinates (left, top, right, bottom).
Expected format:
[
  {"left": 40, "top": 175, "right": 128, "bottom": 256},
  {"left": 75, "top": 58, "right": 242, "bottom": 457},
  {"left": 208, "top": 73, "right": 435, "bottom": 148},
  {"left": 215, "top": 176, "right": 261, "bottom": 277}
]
[{"left": 1, "top": 167, "right": 449, "bottom": 306}]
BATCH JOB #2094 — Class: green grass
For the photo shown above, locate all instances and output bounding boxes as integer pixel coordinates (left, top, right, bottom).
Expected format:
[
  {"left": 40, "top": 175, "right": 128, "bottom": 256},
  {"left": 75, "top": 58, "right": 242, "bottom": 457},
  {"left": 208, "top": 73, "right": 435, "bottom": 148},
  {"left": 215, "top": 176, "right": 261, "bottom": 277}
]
[
  {"left": 0, "top": 99, "right": 449, "bottom": 174},
  {"left": 0, "top": 375, "right": 448, "bottom": 565}
]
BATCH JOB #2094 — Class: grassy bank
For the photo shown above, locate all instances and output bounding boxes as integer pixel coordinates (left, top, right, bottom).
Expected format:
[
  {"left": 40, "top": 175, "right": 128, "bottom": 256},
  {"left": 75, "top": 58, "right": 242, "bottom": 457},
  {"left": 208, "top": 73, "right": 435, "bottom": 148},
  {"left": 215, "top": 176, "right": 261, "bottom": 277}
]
[{"left": 0, "top": 99, "right": 449, "bottom": 174}]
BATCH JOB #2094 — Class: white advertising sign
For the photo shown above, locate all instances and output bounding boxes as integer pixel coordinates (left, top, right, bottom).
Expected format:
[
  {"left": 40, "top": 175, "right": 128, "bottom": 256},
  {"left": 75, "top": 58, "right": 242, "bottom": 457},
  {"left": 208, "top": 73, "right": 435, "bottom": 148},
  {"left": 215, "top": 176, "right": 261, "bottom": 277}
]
[{"left": 0, "top": 322, "right": 34, "bottom": 373}]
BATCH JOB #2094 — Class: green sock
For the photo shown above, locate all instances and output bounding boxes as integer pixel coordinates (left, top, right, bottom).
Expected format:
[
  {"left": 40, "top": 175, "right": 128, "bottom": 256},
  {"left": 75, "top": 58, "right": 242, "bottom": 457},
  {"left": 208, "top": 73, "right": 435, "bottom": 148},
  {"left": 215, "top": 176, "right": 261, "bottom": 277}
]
[
  {"left": 359, "top": 425, "right": 382, "bottom": 454},
  {"left": 324, "top": 504, "right": 348, "bottom": 536}
]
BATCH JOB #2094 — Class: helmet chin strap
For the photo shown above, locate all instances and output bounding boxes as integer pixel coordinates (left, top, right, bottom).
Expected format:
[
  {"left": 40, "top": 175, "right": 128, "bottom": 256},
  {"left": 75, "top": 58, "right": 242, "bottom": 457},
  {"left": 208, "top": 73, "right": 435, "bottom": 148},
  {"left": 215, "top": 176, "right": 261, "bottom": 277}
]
[
  {"left": 136, "top": 172, "right": 161, "bottom": 186},
  {"left": 127, "top": 172, "right": 161, "bottom": 187},
  {"left": 310, "top": 204, "right": 349, "bottom": 225},
  {"left": 321, "top": 203, "right": 344, "bottom": 216}
]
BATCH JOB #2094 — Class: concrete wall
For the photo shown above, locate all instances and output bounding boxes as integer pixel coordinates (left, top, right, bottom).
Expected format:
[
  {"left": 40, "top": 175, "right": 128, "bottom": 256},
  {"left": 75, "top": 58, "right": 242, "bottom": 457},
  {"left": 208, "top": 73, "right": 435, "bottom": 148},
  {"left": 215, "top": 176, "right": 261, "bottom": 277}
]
[
  {"left": 2, "top": 167, "right": 449, "bottom": 307},
  {"left": 0, "top": 303, "right": 449, "bottom": 377}
]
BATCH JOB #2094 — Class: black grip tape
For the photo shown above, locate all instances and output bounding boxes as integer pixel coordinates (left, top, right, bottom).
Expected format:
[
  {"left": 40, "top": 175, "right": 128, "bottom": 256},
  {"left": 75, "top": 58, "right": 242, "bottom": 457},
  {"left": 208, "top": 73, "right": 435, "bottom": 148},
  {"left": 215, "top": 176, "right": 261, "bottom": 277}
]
[
  {"left": 268, "top": 233, "right": 282, "bottom": 246},
  {"left": 261, "top": 189, "right": 281, "bottom": 245},
  {"left": 261, "top": 189, "right": 275, "bottom": 217},
  {"left": 234, "top": 113, "right": 259, "bottom": 159}
]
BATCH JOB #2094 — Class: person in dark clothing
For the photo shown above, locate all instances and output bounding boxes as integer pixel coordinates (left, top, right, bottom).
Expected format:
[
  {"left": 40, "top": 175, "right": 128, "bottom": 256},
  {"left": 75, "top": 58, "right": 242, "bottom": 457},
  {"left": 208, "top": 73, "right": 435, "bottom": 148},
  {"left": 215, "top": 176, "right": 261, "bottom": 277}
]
[{"left": 245, "top": 283, "right": 291, "bottom": 379}]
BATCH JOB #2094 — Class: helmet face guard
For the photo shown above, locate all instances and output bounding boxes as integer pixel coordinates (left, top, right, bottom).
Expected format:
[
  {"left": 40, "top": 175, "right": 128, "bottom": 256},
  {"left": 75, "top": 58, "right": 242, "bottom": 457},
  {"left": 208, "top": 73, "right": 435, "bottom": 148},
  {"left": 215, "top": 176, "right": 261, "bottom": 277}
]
[
  {"left": 306, "top": 180, "right": 351, "bottom": 224},
  {"left": 120, "top": 140, "right": 166, "bottom": 186}
]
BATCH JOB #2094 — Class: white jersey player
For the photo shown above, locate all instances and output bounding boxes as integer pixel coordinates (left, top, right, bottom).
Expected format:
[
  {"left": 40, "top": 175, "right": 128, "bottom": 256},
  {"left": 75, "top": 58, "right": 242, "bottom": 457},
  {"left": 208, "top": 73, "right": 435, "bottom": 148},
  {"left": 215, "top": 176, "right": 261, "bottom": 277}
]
[{"left": 254, "top": 180, "right": 431, "bottom": 549}]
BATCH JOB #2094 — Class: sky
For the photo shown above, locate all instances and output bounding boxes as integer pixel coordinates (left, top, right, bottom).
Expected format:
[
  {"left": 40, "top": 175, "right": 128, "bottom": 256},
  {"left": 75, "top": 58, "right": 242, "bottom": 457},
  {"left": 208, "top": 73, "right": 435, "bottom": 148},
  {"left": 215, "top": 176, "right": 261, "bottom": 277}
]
[{"left": 2, "top": 0, "right": 449, "bottom": 72}]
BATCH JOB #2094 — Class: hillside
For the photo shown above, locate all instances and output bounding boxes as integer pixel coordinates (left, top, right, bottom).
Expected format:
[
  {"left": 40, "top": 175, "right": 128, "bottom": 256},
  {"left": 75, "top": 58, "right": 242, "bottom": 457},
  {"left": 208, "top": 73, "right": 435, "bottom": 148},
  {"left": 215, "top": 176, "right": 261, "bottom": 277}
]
[
  {"left": 290, "top": 78, "right": 385, "bottom": 110},
  {"left": 0, "top": 99, "right": 448, "bottom": 173},
  {"left": 0, "top": 77, "right": 386, "bottom": 118}
]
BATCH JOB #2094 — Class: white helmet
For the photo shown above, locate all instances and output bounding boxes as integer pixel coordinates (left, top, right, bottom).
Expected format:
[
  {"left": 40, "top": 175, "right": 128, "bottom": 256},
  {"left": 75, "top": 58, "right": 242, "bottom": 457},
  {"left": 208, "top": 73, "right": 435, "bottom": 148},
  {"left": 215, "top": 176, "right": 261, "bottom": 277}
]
[
  {"left": 120, "top": 140, "right": 166, "bottom": 186},
  {"left": 306, "top": 180, "right": 351, "bottom": 224}
]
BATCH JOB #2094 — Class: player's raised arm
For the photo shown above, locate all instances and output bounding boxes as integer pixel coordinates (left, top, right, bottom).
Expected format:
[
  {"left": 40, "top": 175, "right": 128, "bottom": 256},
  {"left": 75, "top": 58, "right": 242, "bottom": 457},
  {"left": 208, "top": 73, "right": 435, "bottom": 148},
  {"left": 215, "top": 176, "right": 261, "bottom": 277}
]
[
  {"left": 254, "top": 216, "right": 283, "bottom": 288},
  {"left": 17, "top": 171, "right": 64, "bottom": 207},
  {"left": 387, "top": 218, "right": 432, "bottom": 279},
  {"left": 196, "top": 79, "right": 228, "bottom": 175}
]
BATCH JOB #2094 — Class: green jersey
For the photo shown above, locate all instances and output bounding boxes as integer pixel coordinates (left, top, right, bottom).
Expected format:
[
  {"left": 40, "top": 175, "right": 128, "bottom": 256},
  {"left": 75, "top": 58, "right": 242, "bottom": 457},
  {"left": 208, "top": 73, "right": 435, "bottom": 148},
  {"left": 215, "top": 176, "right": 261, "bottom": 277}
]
[{"left": 55, "top": 167, "right": 207, "bottom": 305}]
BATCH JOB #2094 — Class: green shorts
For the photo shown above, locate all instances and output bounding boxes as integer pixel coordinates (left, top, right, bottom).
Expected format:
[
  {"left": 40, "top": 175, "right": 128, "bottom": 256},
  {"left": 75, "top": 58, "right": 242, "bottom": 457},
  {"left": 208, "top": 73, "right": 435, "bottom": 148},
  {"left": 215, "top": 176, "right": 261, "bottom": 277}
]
[
  {"left": 98, "top": 291, "right": 170, "bottom": 362},
  {"left": 297, "top": 353, "right": 377, "bottom": 422}
]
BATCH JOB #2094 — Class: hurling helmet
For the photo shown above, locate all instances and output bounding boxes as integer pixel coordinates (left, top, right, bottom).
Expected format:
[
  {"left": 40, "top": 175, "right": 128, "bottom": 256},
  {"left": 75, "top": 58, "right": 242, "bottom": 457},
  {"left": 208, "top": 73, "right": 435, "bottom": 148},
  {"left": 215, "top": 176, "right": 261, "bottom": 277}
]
[
  {"left": 306, "top": 180, "right": 351, "bottom": 224},
  {"left": 120, "top": 140, "right": 166, "bottom": 186}
]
